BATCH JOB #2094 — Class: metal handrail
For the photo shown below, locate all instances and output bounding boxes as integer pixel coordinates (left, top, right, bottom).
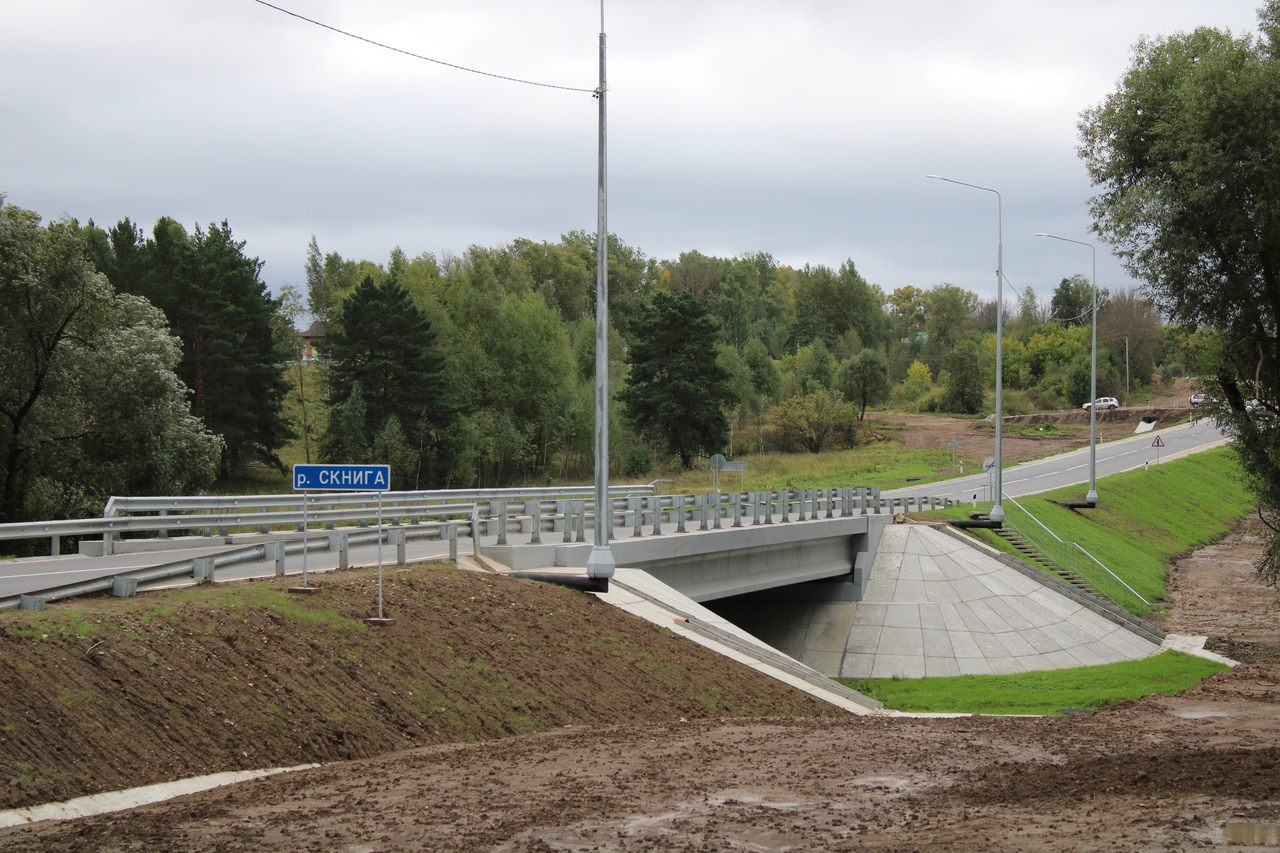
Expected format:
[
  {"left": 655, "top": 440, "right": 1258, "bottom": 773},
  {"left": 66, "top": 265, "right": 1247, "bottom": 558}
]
[{"left": 1001, "top": 494, "right": 1152, "bottom": 612}]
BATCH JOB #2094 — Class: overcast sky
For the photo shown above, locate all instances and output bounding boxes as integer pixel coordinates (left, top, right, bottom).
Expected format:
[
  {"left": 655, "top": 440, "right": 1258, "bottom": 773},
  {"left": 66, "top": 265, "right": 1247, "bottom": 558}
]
[{"left": 2, "top": 1, "right": 1267, "bottom": 311}]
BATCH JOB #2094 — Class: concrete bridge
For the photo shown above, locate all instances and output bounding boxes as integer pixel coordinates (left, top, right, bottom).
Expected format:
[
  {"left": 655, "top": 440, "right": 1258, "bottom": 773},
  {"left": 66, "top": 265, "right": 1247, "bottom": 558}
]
[{"left": 484, "top": 493, "right": 1171, "bottom": 705}]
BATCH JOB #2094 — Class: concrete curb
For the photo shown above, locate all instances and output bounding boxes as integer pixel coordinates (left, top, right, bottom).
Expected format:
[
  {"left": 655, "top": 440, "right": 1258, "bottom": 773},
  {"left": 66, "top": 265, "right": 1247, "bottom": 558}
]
[{"left": 0, "top": 764, "right": 319, "bottom": 828}]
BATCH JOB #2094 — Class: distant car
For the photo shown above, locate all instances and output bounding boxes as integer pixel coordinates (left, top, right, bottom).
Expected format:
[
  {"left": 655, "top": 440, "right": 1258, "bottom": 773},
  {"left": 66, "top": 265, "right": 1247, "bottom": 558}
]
[
  {"left": 1189, "top": 393, "right": 1207, "bottom": 407},
  {"left": 1083, "top": 397, "right": 1120, "bottom": 411}
]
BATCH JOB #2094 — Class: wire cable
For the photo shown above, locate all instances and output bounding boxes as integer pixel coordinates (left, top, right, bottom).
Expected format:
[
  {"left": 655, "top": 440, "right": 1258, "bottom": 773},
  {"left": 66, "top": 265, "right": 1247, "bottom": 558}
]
[{"left": 250, "top": 0, "right": 596, "bottom": 94}]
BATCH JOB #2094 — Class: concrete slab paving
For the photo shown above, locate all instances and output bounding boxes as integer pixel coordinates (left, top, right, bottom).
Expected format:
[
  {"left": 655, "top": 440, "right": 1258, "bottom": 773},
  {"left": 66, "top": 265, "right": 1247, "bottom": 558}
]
[{"left": 722, "top": 523, "right": 1165, "bottom": 680}]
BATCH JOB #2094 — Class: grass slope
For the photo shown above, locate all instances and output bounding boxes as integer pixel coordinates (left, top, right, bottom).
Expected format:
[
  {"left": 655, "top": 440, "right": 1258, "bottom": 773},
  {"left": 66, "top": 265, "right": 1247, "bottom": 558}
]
[
  {"left": 844, "top": 651, "right": 1229, "bottom": 716},
  {"left": 923, "top": 447, "right": 1253, "bottom": 605}
]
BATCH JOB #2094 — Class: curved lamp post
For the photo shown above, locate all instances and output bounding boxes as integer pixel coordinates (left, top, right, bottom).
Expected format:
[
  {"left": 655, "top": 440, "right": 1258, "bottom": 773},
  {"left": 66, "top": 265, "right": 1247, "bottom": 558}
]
[
  {"left": 928, "top": 175, "right": 1005, "bottom": 523},
  {"left": 1036, "top": 232, "right": 1098, "bottom": 506}
]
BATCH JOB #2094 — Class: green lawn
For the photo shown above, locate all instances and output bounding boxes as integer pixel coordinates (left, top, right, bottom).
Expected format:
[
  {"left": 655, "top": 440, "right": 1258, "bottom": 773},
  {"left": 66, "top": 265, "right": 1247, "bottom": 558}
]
[{"left": 841, "top": 650, "right": 1228, "bottom": 715}]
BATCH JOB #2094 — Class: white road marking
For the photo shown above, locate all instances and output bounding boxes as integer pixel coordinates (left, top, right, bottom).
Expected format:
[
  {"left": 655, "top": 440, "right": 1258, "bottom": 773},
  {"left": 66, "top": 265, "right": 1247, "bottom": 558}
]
[{"left": 2, "top": 565, "right": 151, "bottom": 581}]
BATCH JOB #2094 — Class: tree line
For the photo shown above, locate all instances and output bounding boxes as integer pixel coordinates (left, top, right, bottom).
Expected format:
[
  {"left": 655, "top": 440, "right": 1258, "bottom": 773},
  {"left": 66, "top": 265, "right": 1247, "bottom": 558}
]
[{"left": 2, "top": 191, "right": 1187, "bottom": 535}]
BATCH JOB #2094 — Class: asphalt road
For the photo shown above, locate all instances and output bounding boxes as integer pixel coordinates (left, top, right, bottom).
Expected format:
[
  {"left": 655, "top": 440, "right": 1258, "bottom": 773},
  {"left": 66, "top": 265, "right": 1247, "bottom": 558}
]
[{"left": 882, "top": 418, "right": 1227, "bottom": 505}]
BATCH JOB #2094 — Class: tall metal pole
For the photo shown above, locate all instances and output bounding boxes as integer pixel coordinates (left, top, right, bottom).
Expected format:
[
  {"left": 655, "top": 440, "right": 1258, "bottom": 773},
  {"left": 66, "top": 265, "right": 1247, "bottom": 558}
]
[
  {"left": 586, "top": 1, "right": 615, "bottom": 580},
  {"left": 1037, "top": 233, "right": 1098, "bottom": 505},
  {"left": 928, "top": 175, "right": 1005, "bottom": 523}
]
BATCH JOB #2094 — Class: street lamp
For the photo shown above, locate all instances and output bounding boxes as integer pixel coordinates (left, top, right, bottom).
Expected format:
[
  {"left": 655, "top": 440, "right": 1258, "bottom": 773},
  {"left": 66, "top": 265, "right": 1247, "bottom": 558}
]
[
  {"left": 586, "top": 0, "right": 615, "bottom": 581},
  {"left": 1036, "top": 232, "right": 1098, "bottom": 506},
  {"left": 928, "top": 174, "right": 1005, "bottom": 523}
]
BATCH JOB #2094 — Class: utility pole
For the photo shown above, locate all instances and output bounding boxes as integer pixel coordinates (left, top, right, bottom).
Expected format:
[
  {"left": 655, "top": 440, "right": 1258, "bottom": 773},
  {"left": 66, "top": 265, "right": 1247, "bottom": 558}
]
[{"left": 586, "top": 0, "right": 615, "bottom": 582}]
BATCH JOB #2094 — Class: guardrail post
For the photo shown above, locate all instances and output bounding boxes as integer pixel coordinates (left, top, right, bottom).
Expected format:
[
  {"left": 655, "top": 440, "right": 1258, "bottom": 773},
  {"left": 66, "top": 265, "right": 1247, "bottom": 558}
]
[
  {"left": 631, "top": 497, "right": 643, "bottom": 537},
  {"left": 158, "top": 509, "right": 168, "bottom": 539},
  {"left": 697, "top": 495, "right": 708, "bottom": 531},
  {"left": 676, "top": 495, "right": 687, "bottom": 533},
  {"left": 111, "top": 577, "right": 137, "bottom": 598},
  {"left": 650, "top": 496, "right": 663, "bottom": 536},
  {"left": 193, "top": 557, "right": 213, "bottom": 582},
  {"left": 560, "top": 499, "right": 573, "bottom": 543},
  {"left": 496, "top": 501, "right": 509, "bottom": 546},
  {"left": 447, "top": 524, "right": 458, "bottom": 561},
  {"left": 393, "top": 528, "right": 406, "bottom": 565},
  {"left": 527, "top": 500, "right": 542, "bottom": 545},
  {"left": 334, "top": 533, "right": 349, "bottom": 571},
  {"left": 470, "top": 506, "right": 480, "bottom": 557},
  {"left": 19, "top": 594, "right": 45, "bottom": 611},
  {"left": 272, "top": 542, "right": 286, "bottom": 576},
  {"left": 714, "top": 493, "right": 724, "bottom": 530},
  {"left": 780, "top": 490, "right": 790, "bottom": 522}
]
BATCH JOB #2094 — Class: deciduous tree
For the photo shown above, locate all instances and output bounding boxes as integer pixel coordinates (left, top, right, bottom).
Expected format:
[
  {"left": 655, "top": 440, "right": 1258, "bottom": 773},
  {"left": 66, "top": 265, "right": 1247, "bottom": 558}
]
[
  {"left": 838, "top": 349, "right": 890, "bottom": 422},
  {"left": 1079, "top": 0, "right": 1280, "bottom": 578},
  {"left": 0, "top": 199, "right": 220, "bottom": 525}
]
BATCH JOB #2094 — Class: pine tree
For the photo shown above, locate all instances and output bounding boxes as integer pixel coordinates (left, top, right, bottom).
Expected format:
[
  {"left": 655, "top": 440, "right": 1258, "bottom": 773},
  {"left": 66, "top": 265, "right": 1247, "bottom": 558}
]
[
  {"left": 619, "top": 290, "right": 737, "bottom": 468},
  {"left": 323, "top": 276, "right": 453, "bottom": 483},
  {"left": 99, "top": 217, "right": 293, "bottom": 477}
]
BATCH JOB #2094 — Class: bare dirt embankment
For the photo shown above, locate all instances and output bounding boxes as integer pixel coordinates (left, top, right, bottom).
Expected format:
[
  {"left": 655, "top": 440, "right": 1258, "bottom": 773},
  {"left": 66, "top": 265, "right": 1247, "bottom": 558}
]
[
  {"left": 0, "top": 566, "right": 840, "bottom": 812},
  {"left": 885, "top": 377, "right": 1200, "bottom": 471}
]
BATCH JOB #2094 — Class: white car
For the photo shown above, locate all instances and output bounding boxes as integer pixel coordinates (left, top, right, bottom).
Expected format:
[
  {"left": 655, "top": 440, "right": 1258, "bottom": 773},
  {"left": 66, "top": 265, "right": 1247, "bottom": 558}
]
[{"left": 1083, "top": 397, "right": 1120, "bottom": 411}]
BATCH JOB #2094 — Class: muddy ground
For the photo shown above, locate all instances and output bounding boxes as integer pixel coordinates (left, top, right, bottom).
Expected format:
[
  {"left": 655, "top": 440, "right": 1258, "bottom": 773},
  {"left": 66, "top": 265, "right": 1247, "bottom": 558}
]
[
  {"left": 2, "top": 545, "right": 1277, "bottom": 851},
  {"left": 6, "top": 382, "right": 1280, "bottom": 852}
]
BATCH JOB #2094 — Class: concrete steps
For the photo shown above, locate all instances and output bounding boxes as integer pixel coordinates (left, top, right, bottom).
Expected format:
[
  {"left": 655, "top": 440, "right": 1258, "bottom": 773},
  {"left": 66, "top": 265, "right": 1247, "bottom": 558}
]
[{"left": 965, "top": 511, "right": 1105, "bottom": 599}]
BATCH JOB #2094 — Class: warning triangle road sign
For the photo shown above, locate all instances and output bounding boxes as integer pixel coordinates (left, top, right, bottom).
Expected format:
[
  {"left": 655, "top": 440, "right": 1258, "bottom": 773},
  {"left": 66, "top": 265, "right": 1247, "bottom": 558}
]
[{"left": 1151, "top": 435, "right": 1165, "bottom": 448}]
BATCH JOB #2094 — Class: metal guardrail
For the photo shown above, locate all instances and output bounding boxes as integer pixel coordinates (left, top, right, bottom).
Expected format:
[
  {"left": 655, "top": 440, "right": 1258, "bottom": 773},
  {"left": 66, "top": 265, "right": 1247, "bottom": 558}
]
[
  {"left": 1000, "top": 495, "right": 1153, "bottom": 615},
  {"left": 1, "top": 484, "right": 659, "bottom": 556},
  {"left": 2, "top": 522, "right": 473, "bottom": 612},
  {"left": 2, "top": 484, "right": 964, "bottom": 613}
]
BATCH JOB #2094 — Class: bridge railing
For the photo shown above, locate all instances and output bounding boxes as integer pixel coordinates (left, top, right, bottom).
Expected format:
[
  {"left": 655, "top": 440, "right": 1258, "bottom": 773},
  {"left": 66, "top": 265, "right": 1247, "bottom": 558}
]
[
  {"left": 477, "top": 487, "right": 959, "bottom": 546},
  {"left": 0, "top": 483, "right": 966, "bottom": 558},
  {"left": 3, "top": 485, "right": 964, "bottom": 612},
  {"left": 1, "top": 484, "right": 659, "bottom": 556}
]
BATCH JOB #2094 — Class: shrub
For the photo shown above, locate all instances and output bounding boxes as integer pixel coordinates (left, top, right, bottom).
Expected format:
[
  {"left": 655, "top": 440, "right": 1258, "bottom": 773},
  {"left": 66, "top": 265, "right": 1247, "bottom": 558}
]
[{"left": 621, "top": 444, "right": 654, "bottom": 478}]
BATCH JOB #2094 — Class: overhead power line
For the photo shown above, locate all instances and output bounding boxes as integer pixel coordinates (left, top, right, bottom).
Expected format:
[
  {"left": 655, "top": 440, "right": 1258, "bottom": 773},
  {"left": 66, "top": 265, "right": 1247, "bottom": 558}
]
[{"left": 250, "top": 0, "right": 596, "bottom": 94}]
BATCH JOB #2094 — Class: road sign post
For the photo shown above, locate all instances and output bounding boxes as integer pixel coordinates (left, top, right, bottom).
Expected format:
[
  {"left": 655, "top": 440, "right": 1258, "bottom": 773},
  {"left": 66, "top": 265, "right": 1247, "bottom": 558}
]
[
  {"left": 291, "top": 465, "right": 392, "bottom": 622},
  {"left": 710, "top": 454, "right": 747, "bottom": 497},
  {"left": 1151, "top": 434, "right": 1165, "bottom": 465}
]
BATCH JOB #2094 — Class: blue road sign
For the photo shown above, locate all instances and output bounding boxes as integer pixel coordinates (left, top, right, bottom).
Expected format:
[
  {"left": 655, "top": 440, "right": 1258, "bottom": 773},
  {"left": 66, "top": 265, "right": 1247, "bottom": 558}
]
[{"left": 293, "top": 464, "right": 391, "bottom": 492}]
